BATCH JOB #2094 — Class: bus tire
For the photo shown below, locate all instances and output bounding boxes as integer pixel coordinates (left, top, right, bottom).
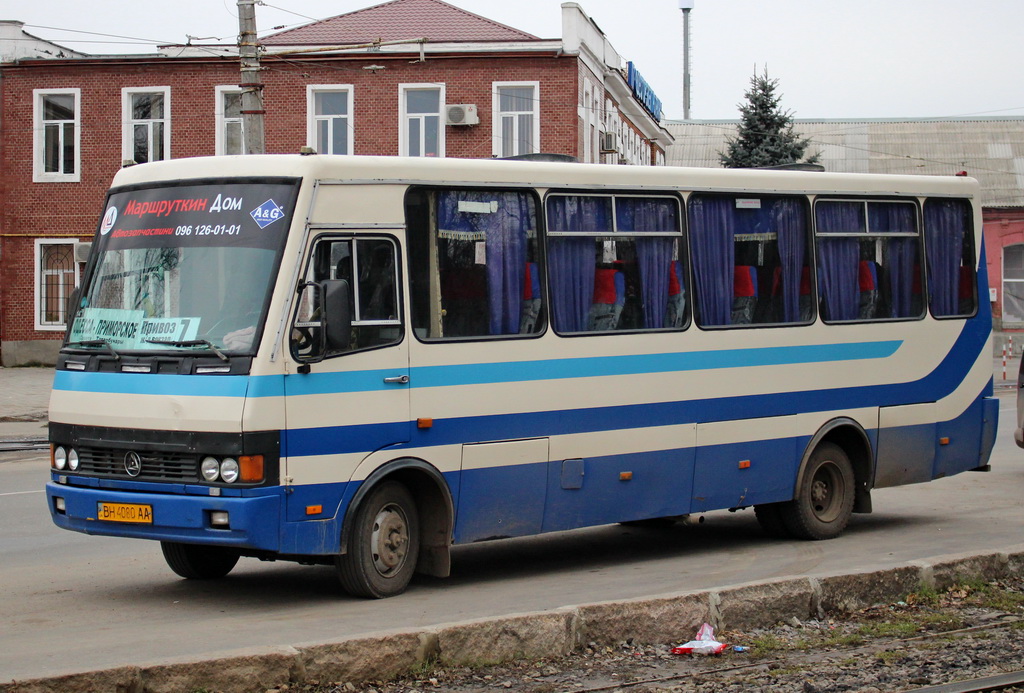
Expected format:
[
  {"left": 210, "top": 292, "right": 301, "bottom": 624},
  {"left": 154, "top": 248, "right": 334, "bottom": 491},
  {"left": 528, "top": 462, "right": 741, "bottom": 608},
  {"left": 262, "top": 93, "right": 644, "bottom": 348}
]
[
  {"left": 160, "top": 541, "right": 240, "bottom": 579},
  {"left": 754, "top": 503, "right": 791, "bottom": 538},
  {"left": 780, "top": 443, "right": 855, "bottom": 540},
  {"left": 336, "top": 481, "right": 419, "bottom": 598}
]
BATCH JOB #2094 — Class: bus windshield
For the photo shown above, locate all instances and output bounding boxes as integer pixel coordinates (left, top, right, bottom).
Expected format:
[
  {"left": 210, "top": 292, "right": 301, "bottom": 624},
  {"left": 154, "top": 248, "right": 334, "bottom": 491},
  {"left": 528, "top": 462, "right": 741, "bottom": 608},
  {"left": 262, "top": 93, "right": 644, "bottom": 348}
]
[{"left": 67, "top": 179, "right": 299, "bottom": 355}]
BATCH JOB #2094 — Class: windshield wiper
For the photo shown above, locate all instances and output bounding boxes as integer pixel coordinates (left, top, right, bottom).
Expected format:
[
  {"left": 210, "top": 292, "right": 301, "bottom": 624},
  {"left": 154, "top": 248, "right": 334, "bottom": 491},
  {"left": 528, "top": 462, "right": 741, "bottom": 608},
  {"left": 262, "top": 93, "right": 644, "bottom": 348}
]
[
  {"left": 144, "top": 338, "right": 229, "bottom": 362},
  {"left": 66, "top": 339, "right": 120, "bottom": 361}
]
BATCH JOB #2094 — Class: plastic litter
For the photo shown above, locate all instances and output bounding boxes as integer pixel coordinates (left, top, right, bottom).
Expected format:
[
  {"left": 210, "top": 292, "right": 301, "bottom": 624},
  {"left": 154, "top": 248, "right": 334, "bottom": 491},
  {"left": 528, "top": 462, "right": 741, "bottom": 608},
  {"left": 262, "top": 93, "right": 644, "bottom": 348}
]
[{"left": 671, "top": 623, "right": 729, "bottom": 655}]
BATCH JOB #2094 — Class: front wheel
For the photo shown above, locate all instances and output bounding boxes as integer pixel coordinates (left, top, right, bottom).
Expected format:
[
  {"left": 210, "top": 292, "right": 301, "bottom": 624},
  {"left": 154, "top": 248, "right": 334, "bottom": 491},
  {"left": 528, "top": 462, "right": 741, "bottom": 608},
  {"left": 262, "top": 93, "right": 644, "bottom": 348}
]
[
  {"left": 779, "top": 442, "right": 855, "bottom": 540},
  {"left": 336, "top": 481, "right": 420, "bottom": 598},
  {"left": 160, "top": 541, "right": 240, "bottom": 579}
]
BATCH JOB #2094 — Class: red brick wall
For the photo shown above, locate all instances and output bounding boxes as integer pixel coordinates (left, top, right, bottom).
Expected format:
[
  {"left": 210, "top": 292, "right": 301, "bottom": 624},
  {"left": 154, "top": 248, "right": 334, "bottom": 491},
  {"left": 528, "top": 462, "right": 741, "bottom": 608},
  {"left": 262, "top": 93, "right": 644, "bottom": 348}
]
[{"left": 0, "top": 52, "right": 581, "bottom": 345}]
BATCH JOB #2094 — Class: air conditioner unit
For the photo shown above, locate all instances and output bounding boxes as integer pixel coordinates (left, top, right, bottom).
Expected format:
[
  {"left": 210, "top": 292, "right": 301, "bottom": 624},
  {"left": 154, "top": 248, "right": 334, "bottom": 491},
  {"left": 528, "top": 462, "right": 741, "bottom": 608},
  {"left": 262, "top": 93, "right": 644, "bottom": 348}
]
[
  {"left": 445, "top": 104, "right": 479, "bottom": 126},
  {"left": 74, "top": 242, "right": 92, "bottom": 263},
  {"left": 600, "top": 132, "right": 619, "bottom": 153}
]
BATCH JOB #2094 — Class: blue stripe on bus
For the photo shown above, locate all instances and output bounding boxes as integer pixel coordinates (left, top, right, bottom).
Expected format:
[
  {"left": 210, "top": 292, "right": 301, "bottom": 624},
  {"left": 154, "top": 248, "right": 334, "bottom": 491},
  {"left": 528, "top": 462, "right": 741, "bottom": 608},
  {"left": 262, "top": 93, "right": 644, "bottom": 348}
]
[
  {"left": 283, "top": 319, "right": 991, "bottom": 458},
  {"left": 52, "top": 339, "right": 903, "bottom": 399}
]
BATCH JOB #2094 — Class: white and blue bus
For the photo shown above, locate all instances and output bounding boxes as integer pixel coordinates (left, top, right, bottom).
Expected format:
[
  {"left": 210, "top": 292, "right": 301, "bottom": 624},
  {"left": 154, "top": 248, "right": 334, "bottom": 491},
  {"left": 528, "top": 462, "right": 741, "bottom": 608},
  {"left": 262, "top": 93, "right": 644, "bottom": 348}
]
[{"left": 46, "top": 155, "right": 997, "bottom": 598}]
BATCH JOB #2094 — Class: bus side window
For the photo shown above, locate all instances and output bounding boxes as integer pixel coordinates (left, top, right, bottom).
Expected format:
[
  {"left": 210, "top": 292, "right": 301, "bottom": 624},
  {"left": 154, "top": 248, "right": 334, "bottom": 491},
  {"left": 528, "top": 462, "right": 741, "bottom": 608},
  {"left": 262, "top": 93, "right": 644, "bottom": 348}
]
[
  {"left": 689, "top": 194, "right": 810, "bottom": 327},
  {"left": 924, "top": 198, "right": 977, "bottom": 317},
  {"left": 291, "top": 237, "right": 403, "bottom": 360},
  {"left": 406, "top": 188, "right": 543, "bottom": 340},
  {"left": 547, "top": 194, "right": 684, "bottom": 334},
  {"left": 815, "top": 200, "right": 923, "bottom": 323}
]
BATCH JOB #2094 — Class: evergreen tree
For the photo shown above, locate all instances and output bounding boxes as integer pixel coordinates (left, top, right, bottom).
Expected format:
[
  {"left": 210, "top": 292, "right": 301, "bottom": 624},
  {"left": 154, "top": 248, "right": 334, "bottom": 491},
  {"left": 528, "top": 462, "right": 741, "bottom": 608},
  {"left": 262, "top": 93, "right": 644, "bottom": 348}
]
[{"left": 719, "top": 68, "right": 819, "bottom": 168}]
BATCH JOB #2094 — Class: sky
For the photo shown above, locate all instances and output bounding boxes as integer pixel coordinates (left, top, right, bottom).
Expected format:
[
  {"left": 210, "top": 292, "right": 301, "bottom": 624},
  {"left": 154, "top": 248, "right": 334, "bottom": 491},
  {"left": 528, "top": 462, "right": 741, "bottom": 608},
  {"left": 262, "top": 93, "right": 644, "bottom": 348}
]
[{"left": 4, "top": 0, "right": 1023, "bottom": 122}]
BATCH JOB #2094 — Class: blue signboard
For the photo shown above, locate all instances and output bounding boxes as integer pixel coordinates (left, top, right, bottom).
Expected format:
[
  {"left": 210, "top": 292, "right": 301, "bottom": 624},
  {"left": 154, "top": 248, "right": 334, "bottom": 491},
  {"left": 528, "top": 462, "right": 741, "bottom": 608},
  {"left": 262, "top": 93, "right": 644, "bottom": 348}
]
[{"left": 626, "top": 62, "right": 663, "bottom": 122}]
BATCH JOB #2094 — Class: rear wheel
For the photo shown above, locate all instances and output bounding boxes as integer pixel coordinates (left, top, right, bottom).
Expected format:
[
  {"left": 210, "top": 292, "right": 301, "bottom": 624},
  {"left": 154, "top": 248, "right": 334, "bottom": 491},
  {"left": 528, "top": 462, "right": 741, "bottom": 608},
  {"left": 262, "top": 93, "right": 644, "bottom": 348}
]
[
  {"left": 780, "top": 442, "right": 855, "bottom": 540},
  {"left": 336, "top": 481, "right": 419, "bottom": 598},
  {"left": 160, "top": 541, "right": 240, "bottom": 579}
]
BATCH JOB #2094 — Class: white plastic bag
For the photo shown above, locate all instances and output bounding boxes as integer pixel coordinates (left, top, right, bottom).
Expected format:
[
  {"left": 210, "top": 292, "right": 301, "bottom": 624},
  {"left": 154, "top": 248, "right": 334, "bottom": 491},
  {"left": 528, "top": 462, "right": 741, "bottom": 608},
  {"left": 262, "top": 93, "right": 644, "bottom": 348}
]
[{"left": 671, "top": 622, "right": 728, "bottom": 655}]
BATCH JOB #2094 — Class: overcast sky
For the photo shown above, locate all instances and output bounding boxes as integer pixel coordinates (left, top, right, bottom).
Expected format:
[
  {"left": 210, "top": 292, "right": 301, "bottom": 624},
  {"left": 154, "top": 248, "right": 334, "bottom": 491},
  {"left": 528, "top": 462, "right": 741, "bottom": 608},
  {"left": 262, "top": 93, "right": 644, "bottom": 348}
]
[{"left": 5, "top": 0, "right": 1023, "bottom": 121}]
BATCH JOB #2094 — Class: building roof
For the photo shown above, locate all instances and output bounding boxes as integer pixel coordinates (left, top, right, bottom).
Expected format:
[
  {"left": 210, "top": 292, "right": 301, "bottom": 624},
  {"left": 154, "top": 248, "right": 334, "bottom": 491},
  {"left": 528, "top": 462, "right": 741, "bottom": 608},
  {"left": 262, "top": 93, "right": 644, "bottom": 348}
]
[
  {"left": 666, "top": 117, "right": 1024, "bottom": 208},
  {"left": 263, "top": 0, "right": 541, "bottom": 46}
]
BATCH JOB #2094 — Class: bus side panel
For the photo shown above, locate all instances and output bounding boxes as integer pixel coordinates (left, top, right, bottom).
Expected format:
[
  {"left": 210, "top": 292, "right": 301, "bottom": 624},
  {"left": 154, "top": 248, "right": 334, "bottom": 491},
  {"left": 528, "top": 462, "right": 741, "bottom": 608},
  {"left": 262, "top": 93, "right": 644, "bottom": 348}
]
[
  {"left": 691, "top": 416, "right": 799, "bottom": 512},
  {"left": 541, "top": 448, "right": 695, "bottom": 532},
  {"left": 934, "top": 391, "right": 997, "bottom": 478},
  {"left": 454, "top": 439, "right": 549, "bottom": 543},
  {"left": 875, "top": 403, "right": 937, "bottom": 488}
]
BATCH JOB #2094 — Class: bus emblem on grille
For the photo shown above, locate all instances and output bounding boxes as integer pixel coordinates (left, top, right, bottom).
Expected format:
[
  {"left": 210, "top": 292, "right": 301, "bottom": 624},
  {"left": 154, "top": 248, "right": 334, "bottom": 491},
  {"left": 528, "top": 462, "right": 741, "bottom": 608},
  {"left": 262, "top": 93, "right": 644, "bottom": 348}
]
[{"left": 124, "top": 452, "right": 143, "bottom": 477}]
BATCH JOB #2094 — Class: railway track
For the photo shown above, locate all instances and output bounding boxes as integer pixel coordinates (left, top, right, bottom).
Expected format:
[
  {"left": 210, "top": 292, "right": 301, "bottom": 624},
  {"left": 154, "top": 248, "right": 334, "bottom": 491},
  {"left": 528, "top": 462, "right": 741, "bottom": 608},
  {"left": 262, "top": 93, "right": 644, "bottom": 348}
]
[{"left": 559, "top": 616, "right": 1024, "bottom": 693}]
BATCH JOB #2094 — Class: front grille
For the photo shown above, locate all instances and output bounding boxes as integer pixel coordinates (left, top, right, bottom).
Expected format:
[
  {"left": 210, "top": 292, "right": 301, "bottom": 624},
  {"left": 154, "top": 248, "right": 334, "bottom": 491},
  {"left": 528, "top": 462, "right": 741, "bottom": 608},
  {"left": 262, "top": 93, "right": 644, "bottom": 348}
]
[{"left": 76, "top": 446, "right": 198, "bottom": 482}]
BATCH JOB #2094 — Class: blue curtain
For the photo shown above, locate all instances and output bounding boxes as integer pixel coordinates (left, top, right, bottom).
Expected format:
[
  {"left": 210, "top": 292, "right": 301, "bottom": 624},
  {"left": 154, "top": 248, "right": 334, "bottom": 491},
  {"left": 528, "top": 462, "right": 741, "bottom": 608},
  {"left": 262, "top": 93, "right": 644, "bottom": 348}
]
[
  {"left": 438, "top": 191, "right": 534, "bottom": 335},
  {"left": 617, "top": 197, "right": 678, "bottom": 329},
  {"left": 816, "top": 202, "right": 863, "bottom": 321},
  {"left": 869, "top": 203, "right": 918, "bottom": 318},
  {"left": 546, "top": 196, "right": 611, "bottom": 331},
  {"left": 688, "top": 196, "right": 735, "bottom": 325},
  {"left": 772, "top": 199, "right": 808, "bottom": 322},
  {"left": 924, "top": 199, "right": 969, "bottom": 316}
]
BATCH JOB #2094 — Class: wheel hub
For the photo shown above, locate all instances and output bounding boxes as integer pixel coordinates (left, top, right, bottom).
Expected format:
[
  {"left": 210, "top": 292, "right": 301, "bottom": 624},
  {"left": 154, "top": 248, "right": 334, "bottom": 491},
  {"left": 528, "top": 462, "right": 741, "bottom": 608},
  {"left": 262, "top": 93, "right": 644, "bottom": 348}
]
[{"left": 371, "top": 505, "right": 408, "bottom": 576}]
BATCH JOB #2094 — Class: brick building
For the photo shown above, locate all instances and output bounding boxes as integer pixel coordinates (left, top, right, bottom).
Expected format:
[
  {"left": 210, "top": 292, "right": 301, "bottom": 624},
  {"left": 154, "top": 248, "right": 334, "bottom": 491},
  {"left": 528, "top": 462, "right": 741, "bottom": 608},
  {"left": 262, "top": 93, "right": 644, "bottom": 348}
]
[{"left": 0, "top": 0, "right": 672, "bottom": 366}]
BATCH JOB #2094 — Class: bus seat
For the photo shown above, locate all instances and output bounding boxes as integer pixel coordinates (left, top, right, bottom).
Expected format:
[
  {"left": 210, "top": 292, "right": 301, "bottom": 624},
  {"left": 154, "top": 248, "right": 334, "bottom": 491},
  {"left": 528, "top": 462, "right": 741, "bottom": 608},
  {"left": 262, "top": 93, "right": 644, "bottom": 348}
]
[
  {"left": 959, "top": 265, "right": 975, "bottom": 314},
  {"left": 731, "top": 265, "right": 758, "bottom": 325},
  {"left": 858, "top": 260, "right": 880, "bottom": 319},
  {"left": 770, "top": 265, "right": 812, "bottom": 322},
  {"left": 519, "top": 262, "right": 542, "bottom": 333},
  {"left": 588, "top": 268, "right": 625, "bottom": 330},
  {"left": 665, "top": 260, "right": 685, "bottom": 328}
]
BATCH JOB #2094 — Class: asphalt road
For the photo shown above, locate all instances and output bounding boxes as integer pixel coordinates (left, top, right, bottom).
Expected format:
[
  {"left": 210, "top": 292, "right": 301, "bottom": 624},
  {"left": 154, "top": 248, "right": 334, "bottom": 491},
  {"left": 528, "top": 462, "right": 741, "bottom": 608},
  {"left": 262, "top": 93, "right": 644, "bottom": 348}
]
[{"left": 2, "top": 391, "right": 1022, "bottom": 683}]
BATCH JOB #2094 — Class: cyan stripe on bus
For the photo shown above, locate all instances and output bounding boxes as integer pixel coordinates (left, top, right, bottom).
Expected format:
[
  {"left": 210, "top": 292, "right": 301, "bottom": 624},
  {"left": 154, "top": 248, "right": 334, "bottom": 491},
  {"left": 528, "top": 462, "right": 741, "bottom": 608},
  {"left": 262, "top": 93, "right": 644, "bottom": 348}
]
[
  {"left": 283, "top": 319, "right": 991, "bottom": 458},
  {"left": 52, "top": 339, "right": 903, "bottom": 399}
]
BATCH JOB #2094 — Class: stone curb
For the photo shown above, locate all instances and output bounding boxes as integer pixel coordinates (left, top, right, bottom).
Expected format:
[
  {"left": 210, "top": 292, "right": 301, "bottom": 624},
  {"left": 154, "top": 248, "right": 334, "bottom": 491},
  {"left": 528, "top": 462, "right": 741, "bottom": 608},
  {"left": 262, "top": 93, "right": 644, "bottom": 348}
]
[{"left": 4, "top": 545, "right": 1023, "bottom": 693}]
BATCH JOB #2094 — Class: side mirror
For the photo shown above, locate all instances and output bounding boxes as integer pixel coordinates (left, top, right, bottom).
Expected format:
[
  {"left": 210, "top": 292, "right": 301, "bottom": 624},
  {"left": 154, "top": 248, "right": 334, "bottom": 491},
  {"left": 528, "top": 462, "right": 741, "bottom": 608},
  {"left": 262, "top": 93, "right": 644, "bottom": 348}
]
[{"left": 322, "top": 279, "right": 352, "bottom": 352}]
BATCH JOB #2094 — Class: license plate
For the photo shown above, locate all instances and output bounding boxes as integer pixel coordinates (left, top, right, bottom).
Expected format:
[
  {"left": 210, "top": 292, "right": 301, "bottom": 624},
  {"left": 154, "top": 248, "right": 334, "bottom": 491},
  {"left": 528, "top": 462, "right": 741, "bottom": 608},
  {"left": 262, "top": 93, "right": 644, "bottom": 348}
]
[{"left": 96, "top": 502, "right": 153, "bottom": 524}]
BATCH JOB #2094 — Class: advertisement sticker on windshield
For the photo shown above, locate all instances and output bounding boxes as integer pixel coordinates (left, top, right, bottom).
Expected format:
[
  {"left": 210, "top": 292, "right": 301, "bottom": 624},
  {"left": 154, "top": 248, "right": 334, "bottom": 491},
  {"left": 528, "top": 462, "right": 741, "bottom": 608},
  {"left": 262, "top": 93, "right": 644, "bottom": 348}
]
[{"left": 250, "top": 199, "right": 285, "bottom": 229}]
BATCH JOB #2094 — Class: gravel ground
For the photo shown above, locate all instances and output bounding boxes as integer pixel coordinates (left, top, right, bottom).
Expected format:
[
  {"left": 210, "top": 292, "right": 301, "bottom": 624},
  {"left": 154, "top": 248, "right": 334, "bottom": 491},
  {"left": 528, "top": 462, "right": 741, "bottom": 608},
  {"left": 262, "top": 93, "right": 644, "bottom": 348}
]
[{"left": 277, "top": 578, "right": 1024, "bottom": 693}]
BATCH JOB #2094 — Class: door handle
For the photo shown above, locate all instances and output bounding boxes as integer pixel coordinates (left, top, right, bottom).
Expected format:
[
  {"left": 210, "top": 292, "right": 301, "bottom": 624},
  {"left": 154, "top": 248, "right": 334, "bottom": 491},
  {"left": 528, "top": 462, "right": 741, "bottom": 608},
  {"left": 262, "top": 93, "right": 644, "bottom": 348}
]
[{"left": 383, "top": 375, "right": 410, "bottom": 385}]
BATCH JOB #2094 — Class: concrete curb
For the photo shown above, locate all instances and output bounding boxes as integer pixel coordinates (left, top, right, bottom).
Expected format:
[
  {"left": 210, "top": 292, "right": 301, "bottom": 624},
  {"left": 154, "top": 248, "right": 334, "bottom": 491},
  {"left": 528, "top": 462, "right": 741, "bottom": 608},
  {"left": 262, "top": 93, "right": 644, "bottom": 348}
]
[{"left": 4, "top": 545, "right": 1023, "bottom": 693}]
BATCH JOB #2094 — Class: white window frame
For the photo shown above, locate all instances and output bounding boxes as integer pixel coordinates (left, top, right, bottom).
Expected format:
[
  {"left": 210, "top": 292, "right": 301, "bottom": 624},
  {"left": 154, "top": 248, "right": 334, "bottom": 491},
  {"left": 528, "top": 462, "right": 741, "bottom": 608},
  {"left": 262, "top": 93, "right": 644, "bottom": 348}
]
[
  {"left": 492, "top": 81, "right": 540, "bottom": 158},
  {"left": 306, "top": 84, "right": 354, "bottom": 156},
  {"left": 122, "top": 86, "right": 171, "bottom": 164},
  {"left": 34, "top": 239, "right": 80, "bottom": 331},
  {"left": 399, "top": 83, "right": 445, "bottom": 158},
  {"left": 215, "top": 85, "right": 244, "bottom": 156},
  {"left": 33, "top": 88, "right": 81, "bottom": 182}
]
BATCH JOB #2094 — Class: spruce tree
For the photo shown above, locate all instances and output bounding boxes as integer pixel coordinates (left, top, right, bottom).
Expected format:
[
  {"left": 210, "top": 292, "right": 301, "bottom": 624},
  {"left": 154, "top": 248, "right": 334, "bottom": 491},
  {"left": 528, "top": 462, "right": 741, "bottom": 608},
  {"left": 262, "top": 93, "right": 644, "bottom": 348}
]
[{"left": 719, "top": 68, "right": 819, "bottom": 168}]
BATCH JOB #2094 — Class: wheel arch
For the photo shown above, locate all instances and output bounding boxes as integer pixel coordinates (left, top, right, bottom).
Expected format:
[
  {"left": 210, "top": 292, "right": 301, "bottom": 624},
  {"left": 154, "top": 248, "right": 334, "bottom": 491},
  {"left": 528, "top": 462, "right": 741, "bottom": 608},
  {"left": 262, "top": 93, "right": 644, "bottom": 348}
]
[
  {"left": 340, "top": 457, "right": 454, "bottom": 578},
  {"left": 798, "top": 418, "right": 875, "bottom": 514}
]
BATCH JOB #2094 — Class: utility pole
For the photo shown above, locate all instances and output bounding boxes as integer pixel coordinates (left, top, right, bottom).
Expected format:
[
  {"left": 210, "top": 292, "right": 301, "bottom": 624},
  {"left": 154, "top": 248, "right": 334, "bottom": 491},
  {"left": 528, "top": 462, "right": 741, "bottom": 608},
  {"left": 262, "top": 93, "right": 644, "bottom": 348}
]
[
  {"left": 679, "top": 0, "right": 694, "bottom": 120},
  {"left": 237, "top": 0, "right": 265, "bottom": 154}
]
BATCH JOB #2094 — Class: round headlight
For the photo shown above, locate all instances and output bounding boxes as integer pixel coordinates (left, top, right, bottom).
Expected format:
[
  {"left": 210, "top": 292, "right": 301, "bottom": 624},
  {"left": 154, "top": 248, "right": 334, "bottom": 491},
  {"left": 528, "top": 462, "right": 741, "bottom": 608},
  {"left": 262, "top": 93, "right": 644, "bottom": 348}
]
[
  {"left": 54, "top": 446, "right": 67, "bottom": 470},
  {"left": 220, "top": 458, "right": 240, "bottom": 484},
  {"left": 68, "top": 448, "right": 80, "bottom": 471},
  {"left": 200, "top": 456, "right": 221, "bottom": 482}
]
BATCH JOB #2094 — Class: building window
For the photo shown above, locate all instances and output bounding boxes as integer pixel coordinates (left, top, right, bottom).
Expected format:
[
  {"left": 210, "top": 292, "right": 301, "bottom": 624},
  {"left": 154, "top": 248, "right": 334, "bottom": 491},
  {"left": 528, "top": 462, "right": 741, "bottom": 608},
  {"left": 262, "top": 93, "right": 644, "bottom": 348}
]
[
  {"left": 33, "top": 88, "right": 80, "bottom": 182},
  {"left": 215, "top": 86, "right": 244, "bottom": 155},
  {"left": 35, "top": 240, "right": 79, "bottom": 331},
  {"left": 306, "top": 85, "right": 353, "bottom": 155},
  {"left": 493, "top": 82, "right": 539, "bottom": 158},
  {"left": 400, "top": 84, "right": 444, "bottom": 157},
  {"left": 123, "top": 87, "right": 170, "bottom": 164},
  {"left": 1003, "top": 244, "right": 1024, "bottom": 323}
]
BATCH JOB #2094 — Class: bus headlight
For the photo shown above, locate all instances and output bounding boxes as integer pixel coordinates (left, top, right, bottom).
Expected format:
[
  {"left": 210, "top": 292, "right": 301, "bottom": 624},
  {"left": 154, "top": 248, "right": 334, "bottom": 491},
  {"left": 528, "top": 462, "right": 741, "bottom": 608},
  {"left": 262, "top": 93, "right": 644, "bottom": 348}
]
[
  {"left": 201, "top": 457, "right": 221, "bottom": 482},
  {"left": 220, "top": 458, "right": 240, "bottom": 484},
  {"left": 53, "top": 446, "right": 67, "bottom": 470},
  {"left": 67, "top": 449, "right": 80, "bottom": 471}
]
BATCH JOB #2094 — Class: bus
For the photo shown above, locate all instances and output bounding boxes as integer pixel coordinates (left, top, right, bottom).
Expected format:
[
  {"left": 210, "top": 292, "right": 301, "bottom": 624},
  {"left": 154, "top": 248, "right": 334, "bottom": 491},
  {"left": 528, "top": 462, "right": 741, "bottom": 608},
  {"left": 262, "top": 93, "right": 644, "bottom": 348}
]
[{"left": 46, "top": 155, "right": 997, "bottom": 598}]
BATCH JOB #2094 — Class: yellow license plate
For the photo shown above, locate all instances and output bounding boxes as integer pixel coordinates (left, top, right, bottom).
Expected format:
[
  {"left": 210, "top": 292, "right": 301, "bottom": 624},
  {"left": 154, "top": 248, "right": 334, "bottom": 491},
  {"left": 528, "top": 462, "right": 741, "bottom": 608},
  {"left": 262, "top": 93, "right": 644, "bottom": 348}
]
[{"left": 97, "top": 502, "right": 153, "bottom": 524}]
